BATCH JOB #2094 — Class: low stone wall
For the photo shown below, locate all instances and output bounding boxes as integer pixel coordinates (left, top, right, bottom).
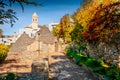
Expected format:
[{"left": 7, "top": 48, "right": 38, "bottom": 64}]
[
  {"left": 31, "top": 54, "right": 49, "bottom": 80},
  {"left": 86, "top": 32, "right": 120, "bottom": 67}
]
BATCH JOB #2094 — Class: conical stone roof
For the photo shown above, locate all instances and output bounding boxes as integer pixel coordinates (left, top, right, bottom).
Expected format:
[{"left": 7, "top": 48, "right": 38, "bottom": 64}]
[
  {"left": 38, "top": 26, "right": 55, "bottom": 44},
  {"left": 9, "top": 32, "right": 34, "bottom": 53}
]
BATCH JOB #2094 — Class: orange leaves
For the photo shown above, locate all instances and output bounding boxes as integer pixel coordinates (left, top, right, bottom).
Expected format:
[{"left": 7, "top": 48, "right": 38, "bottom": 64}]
[
  {"left": 81, "top": 2, "right": 120, "bottom": 43},
  {"left": 70, "top": 0, "right": 119, "bottom": 43},
  {"left": 82, "top": 30, "right": 100, "bottom": 42},
  {"left": 111, "top": 29, "right": 116, "bottom": 33},
  {"left": 82, "top": 32, "right": 89, "bottom": 38}
]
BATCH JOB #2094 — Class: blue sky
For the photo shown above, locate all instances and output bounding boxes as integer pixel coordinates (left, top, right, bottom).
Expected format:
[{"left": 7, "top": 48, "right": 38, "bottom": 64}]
[{"left": 0, "top": 0, "right": 83, "bottom": 36}]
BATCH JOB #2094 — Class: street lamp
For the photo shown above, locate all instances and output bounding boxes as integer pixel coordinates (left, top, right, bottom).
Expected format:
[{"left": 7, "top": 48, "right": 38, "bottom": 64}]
[{"left": 38, "top": 30, "right": 40, "bottom": 54}]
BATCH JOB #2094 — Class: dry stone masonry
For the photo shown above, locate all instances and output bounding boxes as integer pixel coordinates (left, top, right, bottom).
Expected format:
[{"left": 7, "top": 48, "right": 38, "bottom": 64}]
[{"left": 86, "top": 32, "right": 120, "bottom": 67}]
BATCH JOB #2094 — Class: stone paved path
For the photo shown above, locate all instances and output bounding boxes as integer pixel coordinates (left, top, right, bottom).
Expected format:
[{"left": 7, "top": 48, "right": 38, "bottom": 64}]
[
  {"left": 0, "top": 51, "right": 101, "bottom": 80},
  {"left": 49, "top": 52, "right": 100, "bottom": 80}
]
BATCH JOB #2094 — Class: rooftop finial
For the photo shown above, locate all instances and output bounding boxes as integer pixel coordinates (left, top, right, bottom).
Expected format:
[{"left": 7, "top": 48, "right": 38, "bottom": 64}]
[{"left": 33, "top": 12, "right": 38, "bottom": 17}]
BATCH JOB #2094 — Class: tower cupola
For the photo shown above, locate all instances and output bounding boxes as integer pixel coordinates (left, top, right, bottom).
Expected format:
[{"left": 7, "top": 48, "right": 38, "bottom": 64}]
[{"left": 32, "top": 12, "right": 38, "bottom": 24}]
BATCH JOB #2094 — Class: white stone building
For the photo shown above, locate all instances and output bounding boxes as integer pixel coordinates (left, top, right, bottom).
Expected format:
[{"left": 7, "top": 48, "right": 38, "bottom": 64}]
[
  {"left": 0, "top": 12, "right": 59, "bottom": 46},
  {"left": 0, "top": 12, "right": 40, "bottom": 45},
  {"left": 18, "top": 12, "right": 40, "bottom": 38},
  {"left": 48, "top": 22, "right": 59, "bottom": 31},
  {"left": 0, "top": 32, "right": 17, "bottom": 45}
]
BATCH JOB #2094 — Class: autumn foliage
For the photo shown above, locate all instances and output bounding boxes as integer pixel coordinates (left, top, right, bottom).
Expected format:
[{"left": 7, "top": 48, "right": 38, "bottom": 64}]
[
  {"left": 52, "top": 0, "right": 120, "bottom": 44},
  {"left": 0, "top": 44, "right": 9, "bottom": 63},
  {"left": 82, "top": 2, "right": 120, "bottom": 43}
]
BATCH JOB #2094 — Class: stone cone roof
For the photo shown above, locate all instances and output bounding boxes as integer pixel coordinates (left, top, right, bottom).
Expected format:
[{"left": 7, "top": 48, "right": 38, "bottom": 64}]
[
  {"left": 9, "top": 32, "right": 34, "bottom": 52},
  {"left": 39, "top": 26, "right": 55, "bottom": 44}
]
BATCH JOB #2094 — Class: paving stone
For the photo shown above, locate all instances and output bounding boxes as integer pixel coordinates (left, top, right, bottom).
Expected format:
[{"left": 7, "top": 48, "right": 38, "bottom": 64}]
[
  {"left": 1, "top": 51, "right": 103, "bottom": 80},
  {"left": 49, "top": 52, "right": 102, "bottom": 80}
]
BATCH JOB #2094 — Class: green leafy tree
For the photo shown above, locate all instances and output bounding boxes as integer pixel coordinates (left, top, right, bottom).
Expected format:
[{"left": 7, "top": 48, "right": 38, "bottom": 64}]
[
  {"left": 0, "top": 0, "right": 42, "bottom": 27},
  {"left": 71, "top": 22, "right": 84, "bottom": 44},
  {"left": 0, "top": 29, "right": 3, "bottom": 38}
]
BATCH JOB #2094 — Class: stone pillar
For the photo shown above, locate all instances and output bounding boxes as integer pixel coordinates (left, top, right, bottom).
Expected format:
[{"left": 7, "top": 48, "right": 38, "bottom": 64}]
[{"left": 31, "top": 58, "right": 49, "bottom": 80}]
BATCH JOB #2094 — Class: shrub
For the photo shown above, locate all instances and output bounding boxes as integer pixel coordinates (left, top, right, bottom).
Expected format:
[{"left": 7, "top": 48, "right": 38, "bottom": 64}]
[
  {"left": 66, "top": 43, "right": 87, "bottom": 59},
  {"left": 85, "top": 58, "right": 100, "bottom": 67},
  {"left": 0, "top": 73, "right": 19, "bottom": 80},
  {"left": 105, "top": 66, "right": 120, "bottom": 80},
  {"left": 66, "top": 44, "right": 120, "bottom": 80},
  {"left": 66, "top": 45, "right": 87, "bottom": 64},
  {"left": 0, "top": 44, "right": 9, "bottom": 63}
]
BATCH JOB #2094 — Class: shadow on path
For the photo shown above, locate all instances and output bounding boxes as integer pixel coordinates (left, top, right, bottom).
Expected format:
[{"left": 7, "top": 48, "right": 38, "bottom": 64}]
[{"left": 49, "top": 52, "right": 99, "bottom": 80}]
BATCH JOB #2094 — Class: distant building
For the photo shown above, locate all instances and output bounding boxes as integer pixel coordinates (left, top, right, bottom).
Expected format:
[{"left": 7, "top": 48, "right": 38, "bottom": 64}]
[
  {"left": 0, "top": 32, "right": 17, "bottom": 45},
  {"left": 0, "top": 12, "right": 59, "bottom": 52},
  {"left": 0, "top": 12, "right": 64, "bottom": 54},
  {"left": 18, "top": 12, "right": 40, "bottom": 38},
  {"left": 0, "top": 12, "right": 40, "bottom": 45},
  {"left": 9, "top": 13, "right": 57, "bottom": 53},
  {"left": 48, "top": 22, "right": 59, "bottom": 31}
]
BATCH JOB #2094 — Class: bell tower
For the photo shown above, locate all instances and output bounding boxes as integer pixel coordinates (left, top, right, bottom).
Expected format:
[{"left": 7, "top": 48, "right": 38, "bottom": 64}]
[
  {"left": 31, "top": 12, "right": 38, "bottom": 29},
  {"left": 32, "top": 12, "right": 38, "bottom": 23}
]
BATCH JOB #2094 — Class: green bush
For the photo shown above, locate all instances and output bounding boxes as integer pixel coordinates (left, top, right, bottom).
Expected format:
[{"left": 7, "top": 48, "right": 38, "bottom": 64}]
[
  {"left": 66, "top": 51, "right": 75, "bottom": 59},
  {"left": 105, "top": 66, "right": 120, "bottom": 80},
  {"left": 0, "top": 44, "right": 9, "bottom": 63},
  {"left": 73, "top": 53, "right": 87, "bottom": 64},
  {"left": 66, "top": 43, "right": 87, "bottom": 59},
  {"left": 85, "top": 58, "right": 102, "bottom": 68},
  {"left": 66, "top": 46, "right": 87, "bottom": 64},
  {"left": 0, "top": 73, "right": 19, "bottom": 80},
  {"left": 66, "top": 44, "right": 120, "bottom": 80}
]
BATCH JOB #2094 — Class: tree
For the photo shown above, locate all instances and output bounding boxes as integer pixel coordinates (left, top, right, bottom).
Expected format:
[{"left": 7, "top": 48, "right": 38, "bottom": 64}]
[
  {"left": 0, "top": 29, "right": 3, "bottom": 38},
  {"left": 71, "top": 22, "right": 84, "bottom": 44},
  {"left": 59, "top": 14, "right": 74, "bottom": 43},
  {"left": 82, "top": 2, "right": 120, "bottom": 43},
  {"left": 52, "top": 24, "right": 61, "bottom": 42},
  {"left": 52, "top": 14, "right": 74, "bottom": 43},
  {"left": 0, "top": 0, "right": 42, "bottom": 27},
  {"left": 80, "top": 1, "right": 120, "bottom": 61},
  {"left": 67, "top": 0, "right": 118, "bottom": 58},
  {"left": 72, "top": 0, "right": 116, "bottom": 30}
]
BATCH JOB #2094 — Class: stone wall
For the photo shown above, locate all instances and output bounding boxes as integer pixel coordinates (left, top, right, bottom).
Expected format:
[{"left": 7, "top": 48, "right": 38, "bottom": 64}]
[
  {"left": 27, "top": 41, "right": 55, "bottom": 53},
  {"left": 49, "top": 44, "right": 55, "bottom": 53},
  {"left": 27, "top": 41, "right": 41, "bottom": 51},
  {"left": 86, "top": 32, "right": 120, "bottom": 67}
]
